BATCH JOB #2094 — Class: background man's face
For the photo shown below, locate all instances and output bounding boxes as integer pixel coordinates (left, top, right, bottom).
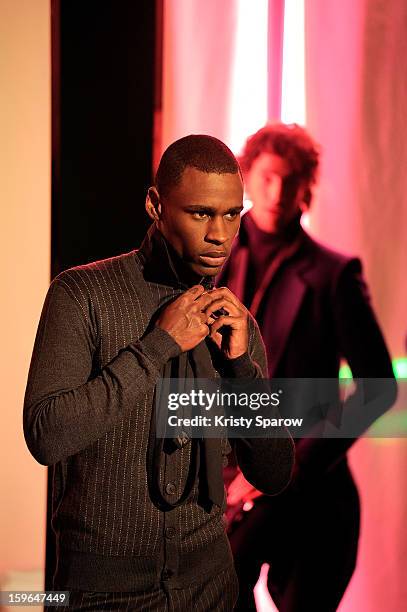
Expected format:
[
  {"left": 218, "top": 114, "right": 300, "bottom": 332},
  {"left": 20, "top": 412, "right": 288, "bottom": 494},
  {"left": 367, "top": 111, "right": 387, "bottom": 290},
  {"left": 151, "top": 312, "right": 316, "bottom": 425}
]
[
  {"left": 158, "top": 166, "right": 244, "bottom": 277},
  {"left": 245, "top": 152, "right": 307, "bottom": 233}
]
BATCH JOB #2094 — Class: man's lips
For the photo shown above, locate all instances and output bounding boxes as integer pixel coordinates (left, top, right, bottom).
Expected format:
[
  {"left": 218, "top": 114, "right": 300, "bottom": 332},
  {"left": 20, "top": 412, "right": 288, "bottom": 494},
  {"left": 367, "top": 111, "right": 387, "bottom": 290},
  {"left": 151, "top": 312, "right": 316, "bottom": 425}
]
[{"left": 198, "top": 251, "right": 227, "bottom": 267}]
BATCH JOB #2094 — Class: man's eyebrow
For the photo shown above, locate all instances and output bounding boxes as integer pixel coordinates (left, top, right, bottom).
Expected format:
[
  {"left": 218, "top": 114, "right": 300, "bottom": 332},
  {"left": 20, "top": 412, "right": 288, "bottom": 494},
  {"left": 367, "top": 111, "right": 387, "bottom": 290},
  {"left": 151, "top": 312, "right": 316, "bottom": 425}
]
[{"left": 184, "top": 204, "right": 244, "bottom": 213}]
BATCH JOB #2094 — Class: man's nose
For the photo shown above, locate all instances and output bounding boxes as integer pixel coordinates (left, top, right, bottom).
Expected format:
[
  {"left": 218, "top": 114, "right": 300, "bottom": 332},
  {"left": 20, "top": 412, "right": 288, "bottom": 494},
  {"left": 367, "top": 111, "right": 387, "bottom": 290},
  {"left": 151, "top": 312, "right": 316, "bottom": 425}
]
[
  {"left": 205, "top": 217, "right": 228, "bottom": 244},
  {"left": 267, "top": 175, "right": 283, "bottom": 203}
]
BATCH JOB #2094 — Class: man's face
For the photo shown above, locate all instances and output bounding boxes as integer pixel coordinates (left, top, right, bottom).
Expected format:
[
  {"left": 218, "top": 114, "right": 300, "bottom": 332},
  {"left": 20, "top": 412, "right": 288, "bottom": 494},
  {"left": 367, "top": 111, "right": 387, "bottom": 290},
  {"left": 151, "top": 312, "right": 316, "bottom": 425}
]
[
  {"left": 245, "top": 152, "right": 307, "bottom": 233},
  {"left": 154, "top": 167, "right": 244, "bottom": 278}
]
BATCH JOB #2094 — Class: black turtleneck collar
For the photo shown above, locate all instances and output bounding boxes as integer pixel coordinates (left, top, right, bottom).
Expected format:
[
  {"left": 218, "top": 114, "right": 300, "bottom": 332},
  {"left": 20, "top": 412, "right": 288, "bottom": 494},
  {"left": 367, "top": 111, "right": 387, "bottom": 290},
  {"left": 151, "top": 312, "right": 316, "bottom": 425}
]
[
  {"left": 137, "top": 223, "right": 214, "bottom": 291},
  {"left": 239, "top": 212, "right": 304, "bottom": 307}
]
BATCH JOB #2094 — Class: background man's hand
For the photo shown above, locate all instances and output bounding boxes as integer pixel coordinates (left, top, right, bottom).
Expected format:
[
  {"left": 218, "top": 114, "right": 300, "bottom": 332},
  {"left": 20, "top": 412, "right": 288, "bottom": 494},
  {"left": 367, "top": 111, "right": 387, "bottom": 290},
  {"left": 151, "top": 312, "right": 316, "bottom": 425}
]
[
  {"left": 227, "top": 470, "right": 263, "bottom": 505},
  {"left": 203, "top": 287, "right": 249, "bottom": 359},
  {"left": 155, "top": 285, "right": 214, "bottom": 352}
]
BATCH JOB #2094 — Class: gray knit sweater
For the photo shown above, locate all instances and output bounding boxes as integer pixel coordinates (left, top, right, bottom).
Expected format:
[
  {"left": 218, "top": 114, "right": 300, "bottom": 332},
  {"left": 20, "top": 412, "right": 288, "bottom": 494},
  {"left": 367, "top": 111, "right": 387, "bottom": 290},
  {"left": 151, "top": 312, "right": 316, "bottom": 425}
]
[{"left": 23, "top": 229, "right": 294, "bottom": 592}]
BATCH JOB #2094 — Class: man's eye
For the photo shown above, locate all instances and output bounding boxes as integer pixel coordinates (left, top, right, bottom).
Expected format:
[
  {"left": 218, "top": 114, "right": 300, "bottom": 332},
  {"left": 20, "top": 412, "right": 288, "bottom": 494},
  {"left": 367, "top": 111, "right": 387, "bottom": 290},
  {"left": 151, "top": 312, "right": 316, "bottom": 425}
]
[
  {"left": 192, "top": 212, "right": 209, "bottom": 219},
  {"left": 225, "top": 211, "right": 239, "bottom": 220}
]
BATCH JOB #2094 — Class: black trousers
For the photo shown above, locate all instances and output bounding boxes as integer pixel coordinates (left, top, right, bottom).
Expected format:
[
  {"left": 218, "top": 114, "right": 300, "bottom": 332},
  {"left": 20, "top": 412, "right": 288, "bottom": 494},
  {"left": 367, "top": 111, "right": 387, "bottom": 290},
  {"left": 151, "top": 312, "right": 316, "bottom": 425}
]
[{"left": 229, "top": 463, "right": 360, "bottom": 612}]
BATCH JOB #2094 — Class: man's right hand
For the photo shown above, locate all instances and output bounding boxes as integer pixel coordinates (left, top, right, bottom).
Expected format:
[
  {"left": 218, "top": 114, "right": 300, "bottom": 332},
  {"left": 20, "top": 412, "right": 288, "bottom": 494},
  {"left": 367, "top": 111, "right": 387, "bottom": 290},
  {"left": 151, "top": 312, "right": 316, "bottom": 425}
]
[{"left": 155, "top": 285, "right": 214, "bottom": 352}]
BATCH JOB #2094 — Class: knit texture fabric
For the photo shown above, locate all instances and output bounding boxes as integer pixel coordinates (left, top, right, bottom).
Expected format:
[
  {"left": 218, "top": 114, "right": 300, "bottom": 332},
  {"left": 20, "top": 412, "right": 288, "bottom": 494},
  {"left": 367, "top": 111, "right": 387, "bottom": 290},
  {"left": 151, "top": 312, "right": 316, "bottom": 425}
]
[{"left": 23, "top": 226, "right": 294, "bottom": 592}]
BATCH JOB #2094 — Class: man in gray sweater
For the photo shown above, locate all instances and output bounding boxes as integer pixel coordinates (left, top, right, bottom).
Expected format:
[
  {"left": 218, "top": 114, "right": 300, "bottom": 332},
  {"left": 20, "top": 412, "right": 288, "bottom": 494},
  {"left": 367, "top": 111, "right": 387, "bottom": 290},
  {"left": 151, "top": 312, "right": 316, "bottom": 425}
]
[{"left": 24, "top": 134, "right": 294, "bottom": 610}]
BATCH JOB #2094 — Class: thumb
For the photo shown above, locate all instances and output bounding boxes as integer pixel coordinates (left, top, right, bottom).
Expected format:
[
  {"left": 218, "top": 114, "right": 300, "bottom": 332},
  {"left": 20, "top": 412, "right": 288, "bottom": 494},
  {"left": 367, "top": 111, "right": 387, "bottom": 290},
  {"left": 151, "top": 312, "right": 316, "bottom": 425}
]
[
  {"left": 259, "top": 563, "right": 270, "bottom": 582},
  {"left": 186, "top": 285, "right": 205, "bottom": 299}
]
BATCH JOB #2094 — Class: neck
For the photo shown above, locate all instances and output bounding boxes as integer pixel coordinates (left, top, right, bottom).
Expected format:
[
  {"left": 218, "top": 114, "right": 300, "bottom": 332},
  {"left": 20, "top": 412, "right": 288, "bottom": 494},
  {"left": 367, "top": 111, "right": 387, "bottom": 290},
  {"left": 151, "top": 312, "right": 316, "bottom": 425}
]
[
  {"left": 248, "top": 210, "right": 302, "bottom": 240},
  {"left": 140, "top": 224, "right": 213, "bottom": 290},
  {"left": 160, "top": 229, "right": 210, "bottom": 287}
]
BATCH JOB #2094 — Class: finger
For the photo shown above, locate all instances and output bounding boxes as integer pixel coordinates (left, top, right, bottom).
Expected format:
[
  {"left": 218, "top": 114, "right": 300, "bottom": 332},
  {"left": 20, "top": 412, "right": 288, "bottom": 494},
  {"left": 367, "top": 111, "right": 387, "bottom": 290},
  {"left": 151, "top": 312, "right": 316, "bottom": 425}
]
[
  {"left": 207, "top": 330, "right": 222, "bottom": 349},
  {"left": 196, "top": 307, "right": 220, "bottom": 326},
  {"left": 199, "top": 312, "right": 211, "bottom": 325},
  {"left": 204, "top": 298, "right": 240, "bottom": 318},
  {"left": 192, "top": 291, "right": 220, "bottom": 312},
  {"left": 184, "top": 285, "right": 205, "bottom": 301},
  {"left": 210, "top": 315, "right": 241, "bottom": 335},
  {"left": 199, "top": 288, "right": 237, "bottom": 311},
  {"left": 243, "top": 488, "right": 262, "bottom": 502},
  {"left": 199, "top": 324, "right": 210, "bottom": 338},
  {"left": 211, "top": 286, "right": 243, "bottom": 309},
  {"left": 259, "top": 563, "right": 270, "bottom": 581}
]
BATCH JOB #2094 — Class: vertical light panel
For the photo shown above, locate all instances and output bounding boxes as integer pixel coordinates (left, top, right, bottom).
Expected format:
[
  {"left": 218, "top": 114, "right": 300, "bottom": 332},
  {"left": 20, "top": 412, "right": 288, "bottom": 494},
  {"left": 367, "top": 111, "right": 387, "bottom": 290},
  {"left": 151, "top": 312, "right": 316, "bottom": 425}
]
[
  {"left": 228, "top": 0, "right": 269, "bottom": 154},
  {"left": 161, "top": 0, "right": 240, "bottom": 154},
  {"left": 0, "top": 0, "right": 50, "bottom": 575},
  {"left": 281, "top": 0, "right": 306, "bottom": 125},
  {"left": 267, "top": 0, "right": 285, "bottom": 121},
  {"left": 280, "top": 0, "right": 310, "bottom": 229}
]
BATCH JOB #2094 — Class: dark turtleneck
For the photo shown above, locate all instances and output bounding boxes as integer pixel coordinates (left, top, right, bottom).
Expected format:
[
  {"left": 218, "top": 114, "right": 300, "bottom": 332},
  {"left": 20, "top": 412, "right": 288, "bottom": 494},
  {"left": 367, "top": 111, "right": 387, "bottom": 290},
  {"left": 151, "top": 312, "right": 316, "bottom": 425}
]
[
  {"left": 139, "top": 223, "right": 214, "bottom": 292},
  {"left": 23, "top": 222, "right": 294, "bottom": 594},
  {"left": 244, "top": 211, "right": 302, "bottom": 306}
]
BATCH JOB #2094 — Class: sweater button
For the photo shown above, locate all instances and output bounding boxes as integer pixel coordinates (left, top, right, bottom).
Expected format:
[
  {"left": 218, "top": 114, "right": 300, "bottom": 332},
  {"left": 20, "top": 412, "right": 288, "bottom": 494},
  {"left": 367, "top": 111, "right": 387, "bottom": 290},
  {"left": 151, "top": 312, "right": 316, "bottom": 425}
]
[
  {"left": 165, "top": 482, "right": 177, "bottom": 495},
  {"left": 165, "top": 527, "right": 176, "bottom": 539},
  {"left": 162, "top": 568, "right": 173, "bottom": 580}
]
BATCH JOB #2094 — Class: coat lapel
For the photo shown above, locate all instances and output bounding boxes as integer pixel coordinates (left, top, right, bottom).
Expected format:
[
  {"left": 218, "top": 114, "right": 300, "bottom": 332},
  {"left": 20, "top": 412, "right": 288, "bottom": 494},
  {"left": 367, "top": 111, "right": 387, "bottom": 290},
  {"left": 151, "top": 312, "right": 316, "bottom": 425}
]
[
  {"left": 265, "top": 269, "right": 307, "bottom": 377},
  {"left": 220, "top": 245, "right": 249, "bottom": 301}
]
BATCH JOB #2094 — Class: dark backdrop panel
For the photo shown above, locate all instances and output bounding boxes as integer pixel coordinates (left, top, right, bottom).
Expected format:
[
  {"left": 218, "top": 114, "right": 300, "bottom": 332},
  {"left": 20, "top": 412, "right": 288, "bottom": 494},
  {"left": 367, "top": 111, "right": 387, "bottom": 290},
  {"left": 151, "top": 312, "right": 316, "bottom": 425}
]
[
  {"left": 52, "top": 0, "right": 157, "bottom": 278},
  {"left": 48, "top": 0, "right": 160, "bottom": 588}
]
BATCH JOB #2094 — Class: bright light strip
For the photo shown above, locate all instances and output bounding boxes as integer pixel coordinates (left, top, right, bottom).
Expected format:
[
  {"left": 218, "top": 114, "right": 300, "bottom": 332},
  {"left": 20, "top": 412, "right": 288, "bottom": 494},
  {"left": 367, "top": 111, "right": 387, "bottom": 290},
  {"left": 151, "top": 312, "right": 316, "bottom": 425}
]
[
  {"left": 339, "top": 358, "right": 407, "bottom": 380},
  {"left": 281, "top": 0, "right": 306, "bottom": 125},
  {"left": 228, "top": 0, "right": 269, "bottom": 154}
]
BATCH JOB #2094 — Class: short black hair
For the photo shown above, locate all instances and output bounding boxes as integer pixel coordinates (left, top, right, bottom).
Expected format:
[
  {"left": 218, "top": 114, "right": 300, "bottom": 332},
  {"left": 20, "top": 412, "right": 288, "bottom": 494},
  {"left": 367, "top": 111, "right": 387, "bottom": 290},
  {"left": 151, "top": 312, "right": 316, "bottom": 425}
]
[{"left": 155, "top": 134, "right": 241, "bottom": 198}]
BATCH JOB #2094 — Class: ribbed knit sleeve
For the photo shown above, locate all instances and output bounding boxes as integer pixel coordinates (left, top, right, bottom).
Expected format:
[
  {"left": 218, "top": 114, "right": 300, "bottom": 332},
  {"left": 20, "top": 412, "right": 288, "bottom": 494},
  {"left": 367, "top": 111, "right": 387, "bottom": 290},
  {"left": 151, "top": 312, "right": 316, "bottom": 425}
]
[
  {"left": 23, "top": 279, "right": 181, "bottom": 466},
  {"left": 214, "top": 314, "right": 267, "bottom": 379}
]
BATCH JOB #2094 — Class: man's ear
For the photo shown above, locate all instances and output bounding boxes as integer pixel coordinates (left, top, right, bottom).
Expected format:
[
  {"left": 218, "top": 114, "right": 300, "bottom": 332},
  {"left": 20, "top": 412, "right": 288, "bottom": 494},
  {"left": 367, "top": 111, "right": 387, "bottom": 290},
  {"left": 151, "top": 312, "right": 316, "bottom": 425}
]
[{"left": 145, "top": 186, "right": 162, "bottom": 222}]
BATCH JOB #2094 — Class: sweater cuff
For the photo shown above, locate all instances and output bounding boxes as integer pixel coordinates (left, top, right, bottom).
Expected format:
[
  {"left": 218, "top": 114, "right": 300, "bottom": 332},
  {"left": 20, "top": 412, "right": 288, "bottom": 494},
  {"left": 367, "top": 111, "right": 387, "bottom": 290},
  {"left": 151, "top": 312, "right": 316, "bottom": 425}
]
[
  {"left": 222, "top": 351, "right": 257, "bottom": 378},
  {"left": 132, "top": 326, "right": 182, "bottom": 368}
]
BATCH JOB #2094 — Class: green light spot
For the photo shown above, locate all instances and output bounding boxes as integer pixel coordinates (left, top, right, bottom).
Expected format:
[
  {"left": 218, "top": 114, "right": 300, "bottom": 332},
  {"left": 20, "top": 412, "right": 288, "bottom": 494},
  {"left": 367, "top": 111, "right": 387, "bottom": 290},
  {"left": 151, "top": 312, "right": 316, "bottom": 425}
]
[
  {"left": 393, "top": 357, "right": 407, "bottom": 379},
  {"left": 339, "top": 363, "right": 352, "bottom": 380}
]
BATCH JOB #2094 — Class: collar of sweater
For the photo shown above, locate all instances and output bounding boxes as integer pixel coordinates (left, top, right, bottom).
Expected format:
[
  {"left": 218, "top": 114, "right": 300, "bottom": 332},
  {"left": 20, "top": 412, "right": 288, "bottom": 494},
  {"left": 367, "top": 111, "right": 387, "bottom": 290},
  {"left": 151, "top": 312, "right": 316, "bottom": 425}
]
[{"left": 138, "top": 223, "right": 214, "bottom": 292}]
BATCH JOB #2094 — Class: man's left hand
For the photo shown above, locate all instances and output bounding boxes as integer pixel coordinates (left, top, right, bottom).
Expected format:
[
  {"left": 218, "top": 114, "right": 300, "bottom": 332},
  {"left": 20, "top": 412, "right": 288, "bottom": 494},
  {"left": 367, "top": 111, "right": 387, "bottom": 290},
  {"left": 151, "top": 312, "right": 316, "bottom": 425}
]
[
  {"left": 199, "top": 287, "right": 249, "bottom": 359},
  {"left": 227, "top": 469, "right": 262, "bottom": 505}
]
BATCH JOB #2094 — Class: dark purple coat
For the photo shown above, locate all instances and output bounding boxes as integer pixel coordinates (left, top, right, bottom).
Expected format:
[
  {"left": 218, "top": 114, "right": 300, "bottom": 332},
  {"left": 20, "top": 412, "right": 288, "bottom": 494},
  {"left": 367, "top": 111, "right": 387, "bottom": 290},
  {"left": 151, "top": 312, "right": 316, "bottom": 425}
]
[{"left": 217, "top": 213, "right": 397, "bottom": 610}]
